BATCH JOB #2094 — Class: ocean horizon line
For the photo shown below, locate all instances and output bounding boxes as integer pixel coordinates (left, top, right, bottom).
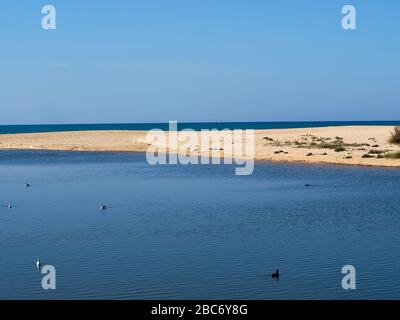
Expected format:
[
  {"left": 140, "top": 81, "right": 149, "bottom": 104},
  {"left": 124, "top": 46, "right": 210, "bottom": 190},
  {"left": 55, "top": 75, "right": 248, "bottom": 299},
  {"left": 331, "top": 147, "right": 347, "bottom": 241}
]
[
  {"left": 1, "top": 120, "right": 400, "bottom": 126},
  {"left": 0, "top": 120, "right": 400, "bottom": 135}
]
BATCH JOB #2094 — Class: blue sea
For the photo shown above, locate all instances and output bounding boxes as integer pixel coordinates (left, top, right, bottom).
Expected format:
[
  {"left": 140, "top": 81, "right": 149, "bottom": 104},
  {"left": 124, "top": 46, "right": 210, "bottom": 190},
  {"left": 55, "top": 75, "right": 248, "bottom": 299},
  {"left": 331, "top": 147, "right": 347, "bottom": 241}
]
[
  {"left": 0, "top": 150, "right": 400, "bottom": 300},
  {"left": 0, "top": 121, "right": 399, "bottom": 134}
]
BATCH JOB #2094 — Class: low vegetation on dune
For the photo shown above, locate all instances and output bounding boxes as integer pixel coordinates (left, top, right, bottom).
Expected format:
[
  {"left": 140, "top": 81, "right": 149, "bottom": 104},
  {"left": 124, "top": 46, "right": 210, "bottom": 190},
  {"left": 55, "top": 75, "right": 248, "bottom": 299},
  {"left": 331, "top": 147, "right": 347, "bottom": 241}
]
[
  {"left": 267, "top": 135, "right": 370, "bottom": 153},
  {"left": 368, "top": 150, "right": 384, "bottom": 155},
  {"left": 384, "top": 152, "right": 400, "bottom": 159},
  {"left": 389, "top": 126, "right": 400, "bottom": 145},
  {"left": 362, "top": 153, "right": 375, "bottom": 159},
  {"left": 262, "top": 131, "right": 400, "bottom": 162}
]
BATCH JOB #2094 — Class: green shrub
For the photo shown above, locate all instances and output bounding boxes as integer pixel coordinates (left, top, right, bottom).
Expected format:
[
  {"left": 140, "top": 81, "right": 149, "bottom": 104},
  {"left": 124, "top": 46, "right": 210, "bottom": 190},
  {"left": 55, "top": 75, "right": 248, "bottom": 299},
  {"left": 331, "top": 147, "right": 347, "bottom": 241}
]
[
  {"left": 334, "top": 146, "right": 346, "bottom": 152},
  {"left": 362, "top": 154, "right": 375, "bottom": 158},
  {"left": 384, "top": 152, "right": 400, "bottom": 159},
  {"left": 368, "top": 150, "right": 384, "bottom": 155},
  {"left": 389, "top": 127, "right": 400, "bottom": 144}
]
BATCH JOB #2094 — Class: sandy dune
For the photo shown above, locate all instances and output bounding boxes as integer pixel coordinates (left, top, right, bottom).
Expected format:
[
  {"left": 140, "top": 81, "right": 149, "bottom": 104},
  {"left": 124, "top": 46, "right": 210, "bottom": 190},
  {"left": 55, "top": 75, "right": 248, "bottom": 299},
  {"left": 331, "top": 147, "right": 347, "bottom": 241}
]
[{"left": 1, "top": 126, "right": 400, "bottom": 167}]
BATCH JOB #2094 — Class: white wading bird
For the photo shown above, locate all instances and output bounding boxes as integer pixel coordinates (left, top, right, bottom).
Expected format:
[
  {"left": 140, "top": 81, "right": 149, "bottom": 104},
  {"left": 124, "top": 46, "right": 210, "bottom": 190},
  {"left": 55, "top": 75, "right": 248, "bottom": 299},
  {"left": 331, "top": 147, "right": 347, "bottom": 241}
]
[{"left": 36, "top": 258, "right": 41, "bottom": 271}]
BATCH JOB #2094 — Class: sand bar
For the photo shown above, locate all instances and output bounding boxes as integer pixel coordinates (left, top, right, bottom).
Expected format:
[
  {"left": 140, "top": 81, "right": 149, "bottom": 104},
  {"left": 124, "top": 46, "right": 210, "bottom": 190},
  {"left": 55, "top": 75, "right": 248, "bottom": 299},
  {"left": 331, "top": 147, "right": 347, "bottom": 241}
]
[{"left": 1, "top": 126, "right": 400, "bottom": 167}]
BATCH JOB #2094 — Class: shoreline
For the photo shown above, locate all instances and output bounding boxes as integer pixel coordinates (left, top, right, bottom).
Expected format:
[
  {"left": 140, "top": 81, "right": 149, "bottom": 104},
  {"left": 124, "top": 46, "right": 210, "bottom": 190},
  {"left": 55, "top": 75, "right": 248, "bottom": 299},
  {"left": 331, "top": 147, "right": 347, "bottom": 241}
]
[
  {"left": 1, "top": 126, "right": 400, "bottom": 168},
  {"left": 2, "top": 147, "right": 400, "bottom": 170}
]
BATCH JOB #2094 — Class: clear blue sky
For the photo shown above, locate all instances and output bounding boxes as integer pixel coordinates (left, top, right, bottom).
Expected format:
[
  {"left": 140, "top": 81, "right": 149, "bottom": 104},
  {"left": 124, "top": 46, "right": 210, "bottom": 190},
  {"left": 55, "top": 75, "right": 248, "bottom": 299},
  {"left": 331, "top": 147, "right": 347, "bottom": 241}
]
[{"left": 1, "top": 0, "right": 399, "bottom": 124}]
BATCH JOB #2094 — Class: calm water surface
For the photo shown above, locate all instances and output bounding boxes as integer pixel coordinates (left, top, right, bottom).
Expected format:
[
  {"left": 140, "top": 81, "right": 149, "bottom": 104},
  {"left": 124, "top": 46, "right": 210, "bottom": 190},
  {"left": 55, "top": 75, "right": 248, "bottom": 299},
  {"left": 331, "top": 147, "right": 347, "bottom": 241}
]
[{"left": 0, "top": 150, "right": 399, "bottom": 299}]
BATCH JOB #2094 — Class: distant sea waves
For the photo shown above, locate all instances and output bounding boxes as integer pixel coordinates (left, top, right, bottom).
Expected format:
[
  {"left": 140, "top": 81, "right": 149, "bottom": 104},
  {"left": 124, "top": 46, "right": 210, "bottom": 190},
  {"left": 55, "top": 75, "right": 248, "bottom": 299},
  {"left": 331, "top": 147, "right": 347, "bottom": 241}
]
[{"left": 0, "top": 121, "right": 399, "bottom": 134}]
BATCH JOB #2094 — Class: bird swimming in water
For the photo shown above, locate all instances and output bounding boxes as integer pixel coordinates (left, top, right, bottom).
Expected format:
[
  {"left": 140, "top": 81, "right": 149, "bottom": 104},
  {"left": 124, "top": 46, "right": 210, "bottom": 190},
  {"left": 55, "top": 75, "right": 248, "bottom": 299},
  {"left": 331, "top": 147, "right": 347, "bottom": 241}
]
[
  {"left": 2, "top": 203, "right": 13, "bottom": 210},
  {"left": 36, "top": 258, "right": 41, "bottom": 271},
  {"left": 271, "top": 269, "right": 280, "bottom": 279},
  {"left": 25, "top": 183, "right": 30, "bottom": 188},
  {"left": 305, "top": 184, "right": 311, "bottom": 187},
  {"left": 100, "top": 204, "right": 107, "bottom": 211}
]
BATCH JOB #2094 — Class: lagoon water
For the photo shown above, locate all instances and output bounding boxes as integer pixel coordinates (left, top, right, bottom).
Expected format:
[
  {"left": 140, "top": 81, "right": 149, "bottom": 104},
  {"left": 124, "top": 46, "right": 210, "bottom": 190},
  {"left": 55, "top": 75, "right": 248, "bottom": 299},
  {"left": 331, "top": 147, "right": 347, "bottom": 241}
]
[{"left": 0, "top": 150, "right": 400, "bottom": 299}]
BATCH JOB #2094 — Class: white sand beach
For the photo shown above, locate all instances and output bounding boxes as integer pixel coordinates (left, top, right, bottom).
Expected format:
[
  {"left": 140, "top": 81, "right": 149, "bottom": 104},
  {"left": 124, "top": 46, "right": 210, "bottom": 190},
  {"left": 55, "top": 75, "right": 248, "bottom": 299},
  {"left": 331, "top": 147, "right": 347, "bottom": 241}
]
[{"left": 1, "top": 126, "right": 400, "bottom": 167}]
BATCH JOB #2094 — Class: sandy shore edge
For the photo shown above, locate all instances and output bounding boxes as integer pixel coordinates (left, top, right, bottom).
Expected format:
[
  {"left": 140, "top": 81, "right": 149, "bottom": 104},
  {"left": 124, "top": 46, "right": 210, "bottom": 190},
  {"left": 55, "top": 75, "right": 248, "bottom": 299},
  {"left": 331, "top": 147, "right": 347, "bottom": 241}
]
[{"left": 1, "top": 126, "right": 400, "bottom": 168}]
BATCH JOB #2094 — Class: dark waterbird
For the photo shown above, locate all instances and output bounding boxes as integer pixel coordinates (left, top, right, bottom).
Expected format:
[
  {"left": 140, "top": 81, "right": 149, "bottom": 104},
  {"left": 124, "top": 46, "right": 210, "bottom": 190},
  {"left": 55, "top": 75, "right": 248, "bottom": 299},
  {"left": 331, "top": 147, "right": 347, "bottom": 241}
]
[
  {"left": 271, "top": 269, "right": 280, "bottom": 279},
  {"left": 100, "top": 203, "right": 124, "bottom": 211}
]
